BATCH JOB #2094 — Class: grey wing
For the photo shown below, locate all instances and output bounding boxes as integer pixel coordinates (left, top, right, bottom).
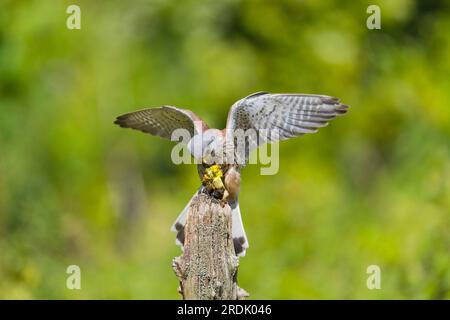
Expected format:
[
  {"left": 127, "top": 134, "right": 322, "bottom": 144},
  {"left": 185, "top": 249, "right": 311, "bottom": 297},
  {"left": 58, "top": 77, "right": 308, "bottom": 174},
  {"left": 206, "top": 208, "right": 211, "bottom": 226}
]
[
  {"left": 114, "top": 106, "right": 208, "bottom": 142},
  {"left": 225, "top": 92, "right": 349, "bottom": 162}
]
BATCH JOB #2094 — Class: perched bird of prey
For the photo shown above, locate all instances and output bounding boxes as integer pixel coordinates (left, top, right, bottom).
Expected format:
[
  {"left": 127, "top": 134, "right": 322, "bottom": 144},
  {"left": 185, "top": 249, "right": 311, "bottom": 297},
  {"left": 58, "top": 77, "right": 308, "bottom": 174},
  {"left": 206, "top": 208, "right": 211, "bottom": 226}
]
[{"left": 114, "top": 92, "right": 349, "bottom": 256}]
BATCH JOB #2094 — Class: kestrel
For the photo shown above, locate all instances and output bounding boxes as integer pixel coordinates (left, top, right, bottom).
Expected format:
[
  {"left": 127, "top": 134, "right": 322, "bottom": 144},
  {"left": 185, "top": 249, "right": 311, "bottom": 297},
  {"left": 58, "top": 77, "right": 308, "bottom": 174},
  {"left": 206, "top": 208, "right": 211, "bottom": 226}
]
[{"left": 114, "top": 92, "right": 349, "bottom": 256}]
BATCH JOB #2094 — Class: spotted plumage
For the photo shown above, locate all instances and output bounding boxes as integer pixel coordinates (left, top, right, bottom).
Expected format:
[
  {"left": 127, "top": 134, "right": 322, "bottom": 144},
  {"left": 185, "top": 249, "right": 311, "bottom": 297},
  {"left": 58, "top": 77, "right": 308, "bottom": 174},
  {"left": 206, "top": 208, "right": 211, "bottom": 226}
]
[{"left": 114, "top": 92, "right": 349, "bottom": 256}]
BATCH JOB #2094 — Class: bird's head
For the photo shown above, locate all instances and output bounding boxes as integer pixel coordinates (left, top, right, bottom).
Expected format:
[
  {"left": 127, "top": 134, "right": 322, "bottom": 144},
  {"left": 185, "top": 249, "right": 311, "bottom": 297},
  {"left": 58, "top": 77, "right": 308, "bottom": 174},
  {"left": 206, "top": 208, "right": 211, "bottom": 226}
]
[{"left": 187, "top": 129, "right": 224, "bottom": 164}]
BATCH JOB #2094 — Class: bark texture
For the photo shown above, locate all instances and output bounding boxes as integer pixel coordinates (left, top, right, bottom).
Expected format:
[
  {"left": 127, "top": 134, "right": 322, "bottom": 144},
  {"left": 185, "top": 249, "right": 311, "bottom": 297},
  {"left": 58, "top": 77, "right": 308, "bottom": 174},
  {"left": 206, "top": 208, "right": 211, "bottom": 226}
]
[{"left": 172, "top": 193, "right": 248, "bottom": 300}]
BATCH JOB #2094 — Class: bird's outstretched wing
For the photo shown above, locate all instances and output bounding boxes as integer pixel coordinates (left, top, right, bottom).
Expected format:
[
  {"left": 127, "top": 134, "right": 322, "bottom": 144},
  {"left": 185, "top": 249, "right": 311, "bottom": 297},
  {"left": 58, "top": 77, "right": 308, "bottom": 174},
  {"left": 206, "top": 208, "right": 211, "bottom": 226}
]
[
  {"left": 225, "top": 92, "right": 349, "bottom": 163},
  {"left": 114, "top": 106, "right": 208, "bottom": 142}
]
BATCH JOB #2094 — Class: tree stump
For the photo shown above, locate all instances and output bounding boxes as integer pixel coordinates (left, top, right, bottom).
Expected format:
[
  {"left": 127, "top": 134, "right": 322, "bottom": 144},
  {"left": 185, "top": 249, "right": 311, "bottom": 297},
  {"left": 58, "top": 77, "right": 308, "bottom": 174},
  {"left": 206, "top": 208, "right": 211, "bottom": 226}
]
[{"left": 172, "top": 193, "right": 249, "bottom": 300}]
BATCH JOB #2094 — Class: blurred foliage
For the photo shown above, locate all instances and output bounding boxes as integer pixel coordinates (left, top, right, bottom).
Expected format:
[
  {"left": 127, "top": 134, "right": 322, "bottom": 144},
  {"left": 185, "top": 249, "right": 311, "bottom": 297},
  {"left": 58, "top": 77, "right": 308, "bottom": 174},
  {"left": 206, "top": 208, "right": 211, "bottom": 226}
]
[{"left": 0, "top": 0, "right": 449, "bottom": 299}]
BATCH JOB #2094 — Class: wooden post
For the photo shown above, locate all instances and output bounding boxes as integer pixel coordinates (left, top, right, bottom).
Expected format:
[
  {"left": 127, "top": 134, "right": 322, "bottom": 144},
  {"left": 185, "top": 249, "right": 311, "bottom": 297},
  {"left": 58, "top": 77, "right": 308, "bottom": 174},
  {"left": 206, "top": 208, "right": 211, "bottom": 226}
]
[{"left": 172, "top": 193, "right": 249, "bottom": 300}]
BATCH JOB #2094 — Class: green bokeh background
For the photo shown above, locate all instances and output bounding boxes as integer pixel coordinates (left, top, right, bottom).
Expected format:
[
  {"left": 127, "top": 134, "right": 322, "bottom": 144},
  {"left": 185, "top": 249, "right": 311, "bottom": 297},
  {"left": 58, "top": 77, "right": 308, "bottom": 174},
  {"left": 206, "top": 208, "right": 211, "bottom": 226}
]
[{"left": 0, "top": 0, "right": 449, "bottom": 299}]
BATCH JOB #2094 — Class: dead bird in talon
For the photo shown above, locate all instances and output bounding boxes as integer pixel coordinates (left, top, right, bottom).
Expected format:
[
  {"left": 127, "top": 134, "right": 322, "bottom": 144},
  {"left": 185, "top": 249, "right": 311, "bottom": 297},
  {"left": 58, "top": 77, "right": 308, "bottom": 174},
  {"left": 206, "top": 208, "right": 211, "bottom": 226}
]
[{"left": 114, "top": 92, "right": 349, "bottom": 256}]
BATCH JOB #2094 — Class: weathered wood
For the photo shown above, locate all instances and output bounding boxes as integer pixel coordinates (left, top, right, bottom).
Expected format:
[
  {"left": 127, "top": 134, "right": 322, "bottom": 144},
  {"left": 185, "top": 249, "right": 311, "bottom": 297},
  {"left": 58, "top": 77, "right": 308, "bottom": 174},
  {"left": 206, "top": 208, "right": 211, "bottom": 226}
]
[{"left": 172, "top": 193, "right": 248, "bottom": 300}]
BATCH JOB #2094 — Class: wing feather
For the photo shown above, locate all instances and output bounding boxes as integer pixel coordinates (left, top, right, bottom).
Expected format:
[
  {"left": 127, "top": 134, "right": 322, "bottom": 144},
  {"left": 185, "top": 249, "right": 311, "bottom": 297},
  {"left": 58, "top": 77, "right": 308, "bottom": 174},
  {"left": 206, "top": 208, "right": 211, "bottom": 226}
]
[
  {"left": 225, "top": 92, "right": 349, "bottom": 162},
  {"left": 114, "top": 106, "right": 208, "bottom": 142}
]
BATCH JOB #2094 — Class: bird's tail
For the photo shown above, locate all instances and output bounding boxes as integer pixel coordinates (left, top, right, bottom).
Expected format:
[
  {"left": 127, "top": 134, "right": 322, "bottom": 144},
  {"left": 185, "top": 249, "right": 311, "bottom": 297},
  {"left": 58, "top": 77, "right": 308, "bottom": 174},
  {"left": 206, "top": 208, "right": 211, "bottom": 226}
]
[
  {"left": 170, "top": 189, "right": 249, "bottom": 257},
  {"left": 229, "top": 199, "right": 249, "bottom": 257},
  {"left": 170, "top": 188, "right": 201, "bottom": 248}
]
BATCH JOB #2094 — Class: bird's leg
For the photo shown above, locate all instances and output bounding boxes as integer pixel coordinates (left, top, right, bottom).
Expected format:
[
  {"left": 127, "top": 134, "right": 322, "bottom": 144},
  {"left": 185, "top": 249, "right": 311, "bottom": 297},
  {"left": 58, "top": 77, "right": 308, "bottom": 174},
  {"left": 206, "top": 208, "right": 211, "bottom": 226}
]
[
  {"left": 222, "top": 189, "right": 230, "bottom": 201},
  {"left": 218, "top": 189, "right": 229, "bottom": 208},
  {"left": 223, "top": 166, "right": 240, "bottom": 202}
]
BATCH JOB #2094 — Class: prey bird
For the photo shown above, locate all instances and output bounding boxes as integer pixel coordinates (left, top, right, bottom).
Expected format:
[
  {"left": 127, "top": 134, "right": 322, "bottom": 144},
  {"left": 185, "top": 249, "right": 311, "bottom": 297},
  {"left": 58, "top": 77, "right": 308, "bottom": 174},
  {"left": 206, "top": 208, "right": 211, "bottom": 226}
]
[{"left": 114, "top": 92, "right": 349, "bottom": 256}]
